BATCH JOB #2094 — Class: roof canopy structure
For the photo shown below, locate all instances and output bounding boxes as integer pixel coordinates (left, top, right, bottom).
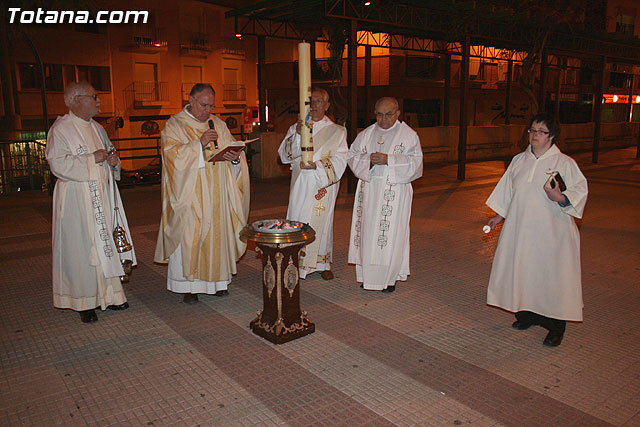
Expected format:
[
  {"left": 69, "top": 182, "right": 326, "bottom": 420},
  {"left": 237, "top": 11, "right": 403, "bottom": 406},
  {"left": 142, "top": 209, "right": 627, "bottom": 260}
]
[
  {"left": 226, "top": 0, "right": 640, "bottom": 62},
  {"left": 225, "top": 0, "right": 640, "bottom": 178}
]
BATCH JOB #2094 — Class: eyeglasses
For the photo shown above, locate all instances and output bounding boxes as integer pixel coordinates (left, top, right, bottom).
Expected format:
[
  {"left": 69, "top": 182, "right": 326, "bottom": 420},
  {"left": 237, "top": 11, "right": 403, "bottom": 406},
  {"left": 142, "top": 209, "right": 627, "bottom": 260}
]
[
  {"left": 528, "top": 128, "right": 550, "bottom": 136},
  {"left": 375, "top": 111, "right": 397, "bottom": 119},
  {"left": 76, "top": 94, "right": 98, "bottom": 100}
]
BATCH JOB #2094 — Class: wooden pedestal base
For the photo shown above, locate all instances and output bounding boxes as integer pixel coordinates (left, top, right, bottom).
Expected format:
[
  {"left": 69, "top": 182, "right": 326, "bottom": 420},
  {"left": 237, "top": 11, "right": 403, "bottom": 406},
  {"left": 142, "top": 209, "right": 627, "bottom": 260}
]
[
  {"left": 250, "top": 241, "right": 315, "bottom": 344},
  {"left": 250, "top": 311, "right": 315, "bottom": 344}
]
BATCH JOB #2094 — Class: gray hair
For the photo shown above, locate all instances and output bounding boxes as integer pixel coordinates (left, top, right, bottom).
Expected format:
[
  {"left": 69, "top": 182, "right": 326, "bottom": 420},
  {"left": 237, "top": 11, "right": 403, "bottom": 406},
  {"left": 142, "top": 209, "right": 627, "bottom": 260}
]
[
  {"left": 63, "top": 81, "right": 93, "bottom": 108},
  {"left": 312, "top": 87, "right": 329, "bottom": 102},
  {"left": 374, "top": 97, "right": 399, "bottom": 111},
  {"left": 189, "top": 83, "right": 215, "bottom": 97}
]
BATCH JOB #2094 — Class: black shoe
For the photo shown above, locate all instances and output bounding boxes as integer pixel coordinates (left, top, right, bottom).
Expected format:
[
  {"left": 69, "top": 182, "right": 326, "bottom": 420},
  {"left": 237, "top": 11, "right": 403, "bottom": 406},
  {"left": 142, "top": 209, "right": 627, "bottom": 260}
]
[
  {"left": 79, "top": 309, "right": 98, "bottom": 323},
  {"left": 360, "top": 284, "right": 364, "bottom": 289},
  {"left": 214, "top": 289, "right": 229, "bottom": 297},
  {"left": 183, "top": 294, "right": 199, "bottom": 304},
  {"left": 543, "top": 331, "right": 564, "bottom": 347},
  {"left": 107, "top": 302, "right": 129, "bottom": 311},
  {"left": 512, "top": 320, "right": 533, "bottom": 330},
  {"left": 381, "top": 285, "right": 395, "bottom": 294}
]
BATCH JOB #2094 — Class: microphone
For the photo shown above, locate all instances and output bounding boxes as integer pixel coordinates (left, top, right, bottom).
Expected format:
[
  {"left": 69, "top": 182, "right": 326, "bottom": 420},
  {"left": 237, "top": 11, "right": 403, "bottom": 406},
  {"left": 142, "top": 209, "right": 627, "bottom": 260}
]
[{"left": 208, "top": 119, "right": 218, "bottom": 148}]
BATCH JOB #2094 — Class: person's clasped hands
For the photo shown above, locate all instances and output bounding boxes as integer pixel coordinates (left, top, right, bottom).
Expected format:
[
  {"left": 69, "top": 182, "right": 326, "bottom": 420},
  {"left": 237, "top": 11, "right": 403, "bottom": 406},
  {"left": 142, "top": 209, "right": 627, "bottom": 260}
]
[
  {"left": 370, "top": 152, "right": 388, "bottom": 165},
  {"left": 94, "top": 149, "right": 119, "bottom": 166}
]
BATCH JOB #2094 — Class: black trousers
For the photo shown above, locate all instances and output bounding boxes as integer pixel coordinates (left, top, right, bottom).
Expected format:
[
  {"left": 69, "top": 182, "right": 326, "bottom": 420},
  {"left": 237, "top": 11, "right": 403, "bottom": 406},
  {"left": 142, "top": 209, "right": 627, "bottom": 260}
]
[{"left": 515, "top": 311, "right": 566, "bottom": 335}]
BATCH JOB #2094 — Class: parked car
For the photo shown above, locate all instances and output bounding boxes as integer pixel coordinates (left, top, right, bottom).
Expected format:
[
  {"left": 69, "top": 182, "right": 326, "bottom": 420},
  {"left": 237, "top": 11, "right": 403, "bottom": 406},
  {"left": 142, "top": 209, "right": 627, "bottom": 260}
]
[{"left": 120, "top": 158, "right": 162, "bottom": 186}]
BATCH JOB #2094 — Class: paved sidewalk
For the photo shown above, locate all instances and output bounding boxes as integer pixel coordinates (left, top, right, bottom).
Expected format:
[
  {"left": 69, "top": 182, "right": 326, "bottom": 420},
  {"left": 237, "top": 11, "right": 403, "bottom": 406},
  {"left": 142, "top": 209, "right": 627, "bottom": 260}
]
[{"left": 1, "top": 147, "right": 639, "bottom": 426}]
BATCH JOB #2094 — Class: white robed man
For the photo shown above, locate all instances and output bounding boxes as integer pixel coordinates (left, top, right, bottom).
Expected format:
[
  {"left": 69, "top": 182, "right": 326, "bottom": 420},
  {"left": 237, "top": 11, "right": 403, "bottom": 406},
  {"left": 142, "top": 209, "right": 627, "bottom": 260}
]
[
  {"left": 46, "top": 81, "right": 136, "bottom": 324},
  {"left": 347, "top": 97, "right": 423, "bottom": 293},
  {"left": 155, "top": 83, "right": 250, "bottom": 304},
  {"left": 485, "top": 113, "right": 588, "bottom": 347},
  {"left": 278, "top": 88, "right": 348, "bottom": 280}
]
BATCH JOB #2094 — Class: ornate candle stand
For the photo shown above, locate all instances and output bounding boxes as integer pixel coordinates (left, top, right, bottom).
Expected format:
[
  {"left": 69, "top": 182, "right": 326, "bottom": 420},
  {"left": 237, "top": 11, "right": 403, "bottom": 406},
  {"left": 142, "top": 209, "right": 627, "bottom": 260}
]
[{"left": 240, "top": 220, "right": 316, "bottom": 344}]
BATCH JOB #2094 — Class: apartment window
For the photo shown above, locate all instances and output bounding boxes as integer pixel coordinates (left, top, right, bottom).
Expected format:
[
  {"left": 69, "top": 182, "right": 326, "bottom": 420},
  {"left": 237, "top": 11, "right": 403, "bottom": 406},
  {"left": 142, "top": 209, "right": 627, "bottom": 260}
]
[
  {"left": 562, "top": 68, "right": 578, "bottom": 86},
  {"left": 77, "top": 66, "right": 111, "bottom": 91},
  {"left": 513, "top": 64, "right": 522, "bottom": 82},
  {"left": 615, "top": 14, "right": 635, "bottom": 36},
  {"left": 182, "top": 66, "right": 203, "bottom": 100},
  {"left": 63, "top": 65, "right": 76, "bottom": 86},
  {"left": 579, "top": 67, "right": 595, "bottom": 86},
  {"left": 182, "top": 65, "right": 202, "bottom": 85},
  {"left": 609, "top": 71, "right": 632, "bottom": 89},
  {"left": 18, "top": 63, "right": 64, "bottom": 91},
  {"left": 479, "top": 63, "right": 498, "bottom": 83},
  {"left": 406, "top": 56, "right": 439, "bottom": 79}
]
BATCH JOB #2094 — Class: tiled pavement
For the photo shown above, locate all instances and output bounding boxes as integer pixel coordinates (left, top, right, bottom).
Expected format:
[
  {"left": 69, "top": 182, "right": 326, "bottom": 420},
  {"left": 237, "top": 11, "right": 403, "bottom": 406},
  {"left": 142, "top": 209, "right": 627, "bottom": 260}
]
[{"left": 1, "top": 147, "right": 639, "bottom": 426}]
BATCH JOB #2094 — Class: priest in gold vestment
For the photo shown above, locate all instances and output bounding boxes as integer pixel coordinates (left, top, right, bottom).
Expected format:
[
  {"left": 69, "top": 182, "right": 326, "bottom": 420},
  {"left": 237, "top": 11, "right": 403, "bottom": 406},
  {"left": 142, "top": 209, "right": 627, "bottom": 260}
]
[{"left": 155, "top": 84, "right": 250, "bottom": 304}]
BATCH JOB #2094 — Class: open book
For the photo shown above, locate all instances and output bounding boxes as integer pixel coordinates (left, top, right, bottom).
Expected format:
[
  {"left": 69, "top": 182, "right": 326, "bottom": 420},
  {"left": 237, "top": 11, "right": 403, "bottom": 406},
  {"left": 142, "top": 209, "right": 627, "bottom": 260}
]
[{"left": 207, "top": 138, "right": 259, "bottom": 164}]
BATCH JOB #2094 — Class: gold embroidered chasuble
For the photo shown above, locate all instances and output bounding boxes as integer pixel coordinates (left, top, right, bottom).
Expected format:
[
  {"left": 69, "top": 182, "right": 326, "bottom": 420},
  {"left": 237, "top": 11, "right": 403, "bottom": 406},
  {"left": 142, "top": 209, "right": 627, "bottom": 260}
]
[{"left": 154, "top": 111, "right": 250, "bottom": 282}]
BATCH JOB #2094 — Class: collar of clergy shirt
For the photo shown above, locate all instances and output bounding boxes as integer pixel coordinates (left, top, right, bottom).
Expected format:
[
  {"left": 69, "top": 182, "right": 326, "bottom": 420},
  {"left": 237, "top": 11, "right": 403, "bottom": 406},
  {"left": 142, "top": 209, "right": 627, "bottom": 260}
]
[
  {"left": 376, "top": 120, "right": 400, "bottom": 132},
  {"left": 183, "top": 104, "right": 210, "bottom": 123},
  {"left": 69, "top": 110, "right": 92, "bottom": 127}
]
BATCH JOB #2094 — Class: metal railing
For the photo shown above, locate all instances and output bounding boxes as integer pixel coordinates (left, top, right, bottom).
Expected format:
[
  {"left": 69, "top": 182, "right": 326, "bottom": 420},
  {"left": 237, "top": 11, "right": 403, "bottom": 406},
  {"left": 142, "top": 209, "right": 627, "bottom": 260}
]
[
  {"left": 223, "top": 84, "right": 246, "bottom": 102},
  {"left": 0, "top": 140, "right": 50, "bottom": 193},
  {"left": 111, "top": 137, "right": 161, "bottom": 161},
  {"left": 182, "top": 82, "right": 198, "bottom": 101},
  {"left": 0, "top": 137, "right": 162, "bottom": 194},
  {"left": 130, "top": 81, "right": 169, "bottom": 102},
  {"left": 180, "top": 32, "right": 211, "bottom": 52}
]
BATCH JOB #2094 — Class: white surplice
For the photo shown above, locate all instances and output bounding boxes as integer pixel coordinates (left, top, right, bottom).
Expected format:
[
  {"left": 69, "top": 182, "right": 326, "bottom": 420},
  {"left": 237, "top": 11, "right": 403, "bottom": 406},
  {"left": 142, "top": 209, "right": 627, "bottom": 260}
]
[
  {"left": 278, "top": 116, "right": 348, "bottom": 278},
  {"left": 347, "top": 121, "right": 423, "bottom": 290},
  {"left": 486, "top": 144, "right": 588, "bottom": 321},
  {"left": 46, "top": 112, "right": 136, "bottom": 311}
]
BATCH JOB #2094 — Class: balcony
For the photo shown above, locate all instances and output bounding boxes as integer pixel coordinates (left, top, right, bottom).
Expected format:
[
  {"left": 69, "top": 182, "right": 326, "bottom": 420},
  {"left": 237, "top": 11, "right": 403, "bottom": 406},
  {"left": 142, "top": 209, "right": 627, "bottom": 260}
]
[
  {"left": 182, "top": 82, "right": 198, "bottom": 104},
  {"left": 123, "top": 28, "right": 168, "bottom": 53},
  {"left": 180, "top": 32, "right": 212, "bottom": 57},
  {"left": 223, "top": 84, "right": 246, "bottom": 105},
  {"left": 125, "top": 81, "right": 170, "bottom": 108},
  {"left": 615, "top": 22, "right": 635, "bottom": 37}
]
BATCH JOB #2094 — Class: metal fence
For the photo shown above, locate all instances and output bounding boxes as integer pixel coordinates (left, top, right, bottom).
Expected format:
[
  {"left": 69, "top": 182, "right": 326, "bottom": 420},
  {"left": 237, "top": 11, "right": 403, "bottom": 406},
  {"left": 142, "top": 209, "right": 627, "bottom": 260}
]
[
  {"left": 0, "top": 140, "right": 50, "bottom": 193},
  {"left": 223, "top": 84, "right": 246, "bottom": 102},
  {"left": 112, "top": 136, "right": 161, "bottom": 161},
  {"left": 0, "top": 137, "right": 162, "bottom": 194}
]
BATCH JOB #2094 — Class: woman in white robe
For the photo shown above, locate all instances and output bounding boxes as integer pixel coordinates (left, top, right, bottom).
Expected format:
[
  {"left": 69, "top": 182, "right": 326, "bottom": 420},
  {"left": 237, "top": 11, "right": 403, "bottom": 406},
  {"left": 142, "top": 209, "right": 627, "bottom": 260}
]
[{"left": 485, "top": 113, "right": 588, "bottom": 347}]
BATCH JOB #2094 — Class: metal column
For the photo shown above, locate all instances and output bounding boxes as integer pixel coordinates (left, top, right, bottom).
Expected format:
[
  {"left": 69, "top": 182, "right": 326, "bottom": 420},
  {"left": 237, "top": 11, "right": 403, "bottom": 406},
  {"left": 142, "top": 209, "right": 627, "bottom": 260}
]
[
  {"left": 258, "top": 36, "right": 267, "bottom": 132},
  {"left": 538, "top": 50, "right": 547, "bottom": 113},
  {"left": 592, "top": 56, "right": 606, "bottom": 164},
  {"left": 347, "top": 20, "right": 358, "bottom": 191},
  {"left": 457, "top": 36, "right": 469, "bottom": 181},
  {"left": 364, "top": 45, "right": 371, "bottom": 126},
  {"left": 505, "top": 59, "right": 512, "bottom": 125},
  {"left": 444, "top": 53, "right": 451, "bottom": 126}
]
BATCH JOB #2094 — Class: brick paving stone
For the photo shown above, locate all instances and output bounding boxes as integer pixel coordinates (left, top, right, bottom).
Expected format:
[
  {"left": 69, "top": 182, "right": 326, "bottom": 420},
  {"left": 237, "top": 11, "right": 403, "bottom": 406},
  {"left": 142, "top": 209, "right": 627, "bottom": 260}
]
[{"left": 1, "top": 147, "right": 639, "bottom": 425}]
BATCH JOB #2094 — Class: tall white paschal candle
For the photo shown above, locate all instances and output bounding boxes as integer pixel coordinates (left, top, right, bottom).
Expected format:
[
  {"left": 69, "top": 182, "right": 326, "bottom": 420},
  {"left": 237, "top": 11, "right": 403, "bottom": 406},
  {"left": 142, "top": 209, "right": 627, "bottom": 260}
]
[{"left": 298, "top": 42, "right": 313, "bottom": 164}]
